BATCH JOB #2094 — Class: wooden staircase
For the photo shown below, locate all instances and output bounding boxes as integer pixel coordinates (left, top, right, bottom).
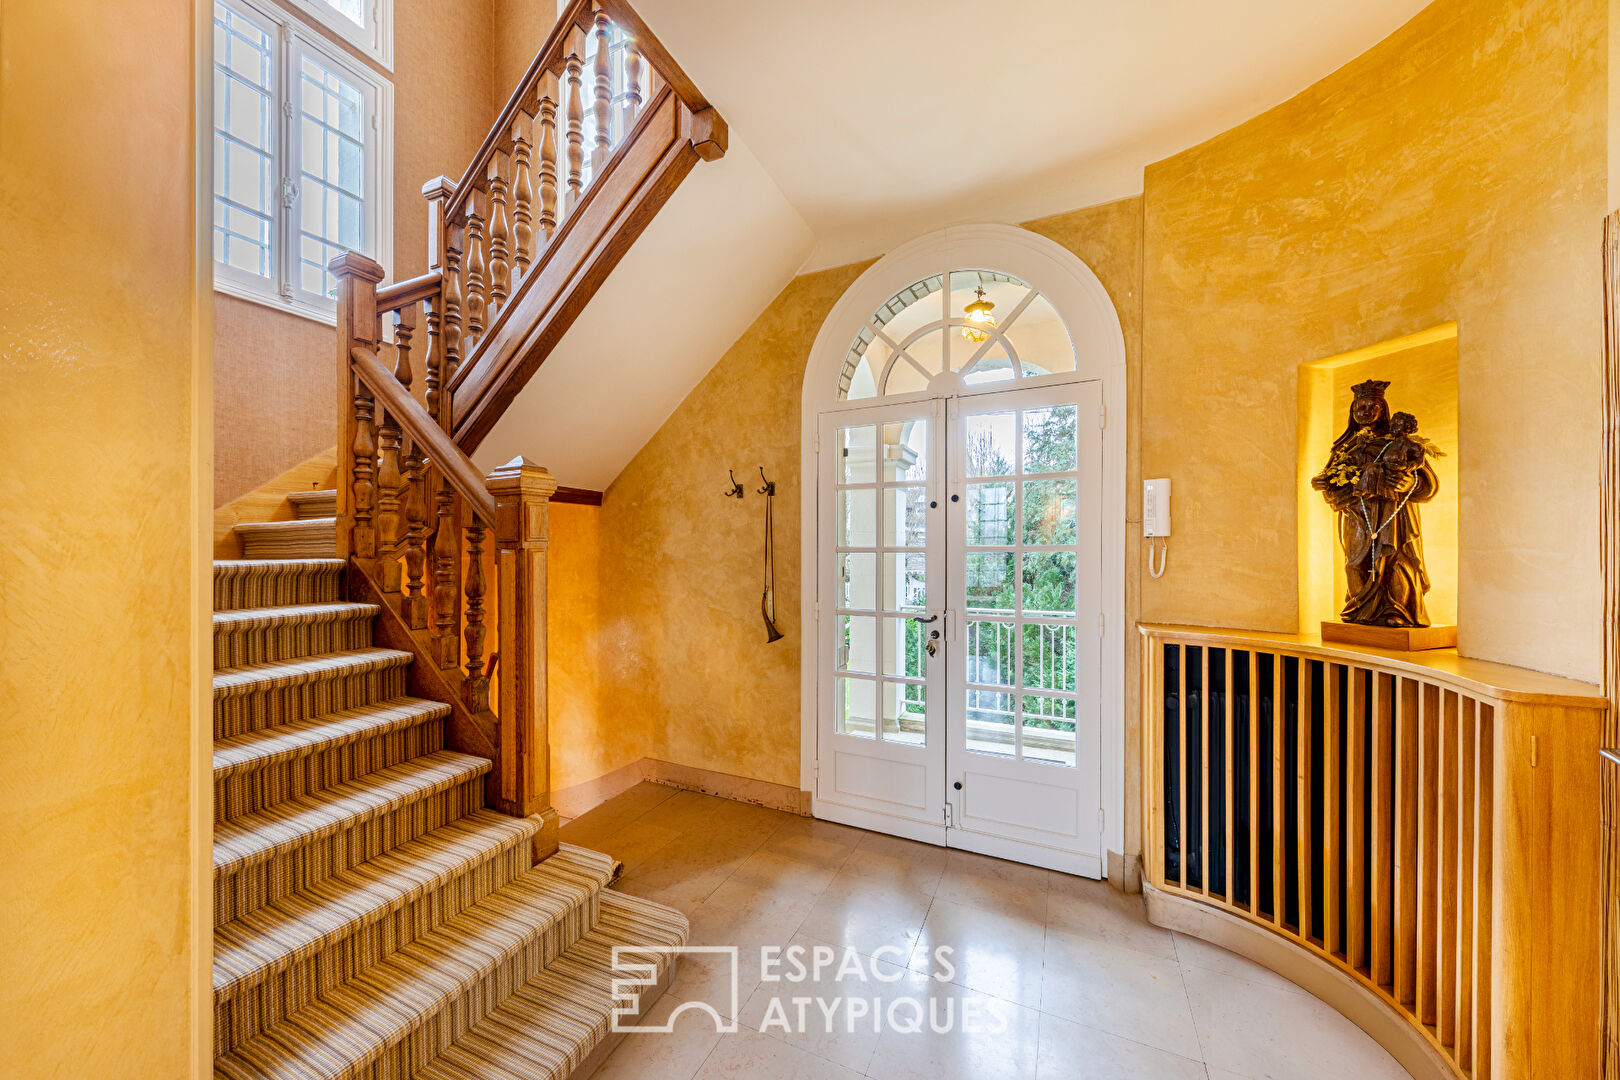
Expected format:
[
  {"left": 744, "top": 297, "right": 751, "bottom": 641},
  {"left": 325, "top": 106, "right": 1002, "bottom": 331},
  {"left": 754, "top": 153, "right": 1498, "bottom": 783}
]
[
  {"left": 210, "top": 547, "right": 686, "bottom": 1079},
  {"left": 209, "top": 0, "right": 730, "bottom": 1073}
]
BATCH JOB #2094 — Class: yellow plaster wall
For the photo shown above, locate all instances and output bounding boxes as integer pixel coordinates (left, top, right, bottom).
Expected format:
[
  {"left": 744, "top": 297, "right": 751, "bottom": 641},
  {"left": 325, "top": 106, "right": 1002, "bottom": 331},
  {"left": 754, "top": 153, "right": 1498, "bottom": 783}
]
[
  {"left": 581, "top": 199, "right": 1146, "bottom": 801},
  {"left": 1141, "top": 0, "right": 1605, "bottom": 681},
  {"left": 0, "top": 1, "right": 207, "bottom": 1074},
  {"left": 546, "top": 502, "right": 621, "bottom": 789}
]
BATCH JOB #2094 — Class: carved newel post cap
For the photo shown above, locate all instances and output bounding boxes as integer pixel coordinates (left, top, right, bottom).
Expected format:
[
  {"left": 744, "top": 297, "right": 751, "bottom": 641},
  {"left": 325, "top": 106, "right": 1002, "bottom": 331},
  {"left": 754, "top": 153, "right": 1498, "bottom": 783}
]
[
  {"left": 327, "top": 250, "right": 386, "bottom": 282},
  {"left": 420, "top": 174, "right": 459, "bottom": 201},
  {"left": 484, "top": 456, "right": 559, "bottom": 499}
]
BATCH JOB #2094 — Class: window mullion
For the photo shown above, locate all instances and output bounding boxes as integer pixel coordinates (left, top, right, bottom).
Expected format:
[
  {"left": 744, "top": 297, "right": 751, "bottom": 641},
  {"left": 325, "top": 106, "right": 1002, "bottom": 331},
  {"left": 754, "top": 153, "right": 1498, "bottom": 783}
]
[{"left": 276, "top": 23, "right": 294, "bottom": 305}]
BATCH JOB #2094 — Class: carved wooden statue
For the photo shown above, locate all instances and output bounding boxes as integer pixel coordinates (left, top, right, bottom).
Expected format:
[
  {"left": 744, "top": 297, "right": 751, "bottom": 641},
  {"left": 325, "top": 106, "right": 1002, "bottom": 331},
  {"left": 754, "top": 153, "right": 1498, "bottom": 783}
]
[{"left": 1310, "top": 379, "right": 1444, "bottom": 628}]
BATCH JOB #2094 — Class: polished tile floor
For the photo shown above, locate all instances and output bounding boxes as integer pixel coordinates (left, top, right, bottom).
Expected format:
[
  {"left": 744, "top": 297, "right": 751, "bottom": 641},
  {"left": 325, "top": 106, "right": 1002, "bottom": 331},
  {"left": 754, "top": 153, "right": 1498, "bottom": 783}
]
[{"left": 561, "top": 783, "right": 1411, "bottom": 1080}]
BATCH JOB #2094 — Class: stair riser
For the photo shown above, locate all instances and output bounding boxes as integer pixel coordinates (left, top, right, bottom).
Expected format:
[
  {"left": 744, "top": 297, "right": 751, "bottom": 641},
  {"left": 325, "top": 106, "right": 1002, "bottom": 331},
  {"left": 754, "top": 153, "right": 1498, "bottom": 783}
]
[
  {"left": 289, "top": 494, "right": 338, "bottom": 519},
  {"left": 215, "top": 564, "right": 342, "bottom": 611},
  {"left": 215, "top": 665, "right": 408, "bottom": 740},
  {"left": 215, "top": 718, "right": 446, "bottom": 824},
  {"left": 242, "top": 533, "right": 339, "bottom": 559},
  {"left": 215, "top": 836, "right": 533, "bottom": 1055},
  {"left": 214, "top": 613, "right": 375, "bottom": 669},
  {"left": 216, "top": 776, "right": 486, "bottom": 924}
]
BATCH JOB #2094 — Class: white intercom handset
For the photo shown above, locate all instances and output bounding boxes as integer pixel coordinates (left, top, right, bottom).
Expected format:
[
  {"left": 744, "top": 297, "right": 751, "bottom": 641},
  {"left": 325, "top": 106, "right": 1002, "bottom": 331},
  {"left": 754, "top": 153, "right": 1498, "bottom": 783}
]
[{"left": 1144, "top": 478, "right": 1171, "bottom": 578}]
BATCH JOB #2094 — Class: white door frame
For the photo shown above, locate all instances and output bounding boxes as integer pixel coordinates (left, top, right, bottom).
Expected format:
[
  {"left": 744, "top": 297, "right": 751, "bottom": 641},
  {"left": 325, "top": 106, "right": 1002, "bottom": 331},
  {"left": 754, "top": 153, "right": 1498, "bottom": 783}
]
[{"left": 799, "top": 223, "right": 1128, "bottom": 869}]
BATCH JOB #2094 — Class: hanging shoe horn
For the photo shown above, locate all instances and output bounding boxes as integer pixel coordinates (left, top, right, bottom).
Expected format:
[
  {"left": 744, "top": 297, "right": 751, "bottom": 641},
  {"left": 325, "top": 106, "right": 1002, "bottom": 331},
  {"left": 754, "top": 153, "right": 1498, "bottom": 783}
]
[{"left": 759, "top": 466, "right": 784, "bottom": 643}]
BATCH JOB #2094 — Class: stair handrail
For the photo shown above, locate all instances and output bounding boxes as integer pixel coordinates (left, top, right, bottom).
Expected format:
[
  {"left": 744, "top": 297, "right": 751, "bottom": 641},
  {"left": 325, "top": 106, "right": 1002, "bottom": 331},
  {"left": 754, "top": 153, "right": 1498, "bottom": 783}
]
[
  {"left": 327, "top": 0, "right": 727, "bottom": 862},
  {"left": 350, "top": 345, "right": 495, "bottom": 524},
  {"left": 423, "top": 0, "right": 727, "bottom": 451}
]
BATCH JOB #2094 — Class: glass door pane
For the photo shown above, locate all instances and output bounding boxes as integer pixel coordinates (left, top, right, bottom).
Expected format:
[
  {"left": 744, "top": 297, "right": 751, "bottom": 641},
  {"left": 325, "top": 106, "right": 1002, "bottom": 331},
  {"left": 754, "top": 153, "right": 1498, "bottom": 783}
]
[{"left": 829, "top": 414, "right": 934, "bottom": 747}]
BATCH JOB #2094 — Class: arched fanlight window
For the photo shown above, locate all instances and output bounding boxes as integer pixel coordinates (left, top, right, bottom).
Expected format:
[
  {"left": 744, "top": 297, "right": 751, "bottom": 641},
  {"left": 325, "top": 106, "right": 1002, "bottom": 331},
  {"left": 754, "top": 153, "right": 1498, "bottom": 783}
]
[{"left": 838, "top": 269, "right": 1078, "bottom": 400}]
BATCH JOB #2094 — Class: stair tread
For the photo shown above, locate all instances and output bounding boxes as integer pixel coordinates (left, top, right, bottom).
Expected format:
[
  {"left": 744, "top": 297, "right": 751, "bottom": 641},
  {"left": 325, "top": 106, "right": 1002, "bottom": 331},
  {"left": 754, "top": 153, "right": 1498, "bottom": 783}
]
[
  {"left": 213, "top": 750, "right": 492, "bottom": 878},
  {"left": 213, "top": 602, "right": 378, "bottom": 631},
  {"left": 286, "top": 490, "right": 338, "bottom": 503},
  {"left": 416, "top": 891, "right": 690, "bottom": 1080},
  {"left": 235, "top": 517, "right": 339, "bottom": 534},
  {"left": 214, "top": 809, "right": 538, "bottom": 1001},
  {"left": 214, "top": 695, "right": 451, "bottom": 781},
  {"left": 212, "top": 847, "right": 618, "bottom": 1080},
  {"left": 213, "top": 648, "right": 412, "bottom": 700}
]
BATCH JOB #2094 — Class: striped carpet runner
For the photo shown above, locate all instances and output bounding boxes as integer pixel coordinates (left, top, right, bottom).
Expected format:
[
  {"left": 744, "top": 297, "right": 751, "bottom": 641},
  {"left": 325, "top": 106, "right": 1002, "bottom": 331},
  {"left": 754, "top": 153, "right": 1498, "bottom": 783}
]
[{"left": 211, "top": 538, "right": 687, "bottom": 1079}]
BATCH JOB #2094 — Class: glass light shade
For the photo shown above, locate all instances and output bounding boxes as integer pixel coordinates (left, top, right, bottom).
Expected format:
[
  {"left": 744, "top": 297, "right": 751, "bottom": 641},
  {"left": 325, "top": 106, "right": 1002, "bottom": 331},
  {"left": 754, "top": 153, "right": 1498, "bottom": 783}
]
[{"left": 962, "top": 287, "right": 996, "bottom": 343}]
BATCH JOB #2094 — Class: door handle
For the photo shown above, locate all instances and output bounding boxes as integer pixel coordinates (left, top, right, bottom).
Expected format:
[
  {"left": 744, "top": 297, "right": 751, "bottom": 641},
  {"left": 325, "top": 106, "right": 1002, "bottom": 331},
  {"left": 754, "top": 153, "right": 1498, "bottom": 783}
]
[{"left": 911, "top": 614, "right": 939, "bottom": 624}]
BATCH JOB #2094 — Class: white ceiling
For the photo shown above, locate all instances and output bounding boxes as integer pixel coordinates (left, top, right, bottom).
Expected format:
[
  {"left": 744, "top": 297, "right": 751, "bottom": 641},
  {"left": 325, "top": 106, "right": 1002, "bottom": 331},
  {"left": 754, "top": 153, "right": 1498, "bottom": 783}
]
[
  {"left": 481, "top": 0, "right": 1434, "bottom": 489},
  {"left": 632, "top": 0, "right": 1432, "bottom": 269},
  {"left": 471, "top": 135, "right": 814, "bottom": 490}
]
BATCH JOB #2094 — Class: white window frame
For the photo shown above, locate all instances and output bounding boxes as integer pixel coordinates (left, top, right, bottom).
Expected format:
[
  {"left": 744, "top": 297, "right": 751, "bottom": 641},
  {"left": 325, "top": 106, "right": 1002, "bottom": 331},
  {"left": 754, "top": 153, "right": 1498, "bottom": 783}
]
[
  {"left": 284, "top": 0, "right": 393, "bottom": 71},
  {"left": 211, "top": 0, "right": 393, "bottom": 325}
]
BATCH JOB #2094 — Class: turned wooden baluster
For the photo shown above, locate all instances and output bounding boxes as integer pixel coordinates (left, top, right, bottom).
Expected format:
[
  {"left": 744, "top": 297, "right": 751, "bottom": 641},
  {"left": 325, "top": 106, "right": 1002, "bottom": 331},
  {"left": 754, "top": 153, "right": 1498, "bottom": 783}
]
[
  {"left": 351, "top": 387, "right": 377, "bottom": 558},
  {"left": 463, "top": 519, "right": 490, "bottom": 712},
  {"left": 486, "top": 152, "right": 511, "bottom": 317},
  {"left": 432, "top": 476, "right": 461, "bottom": 669},
  {"left": 509, "top": 114, "right": 535, "bottom": 275},
  {"left": 392, "top": 303, "right": 416, "bottom": 391},
  {"left": 423, "top": 296, "right": 442, "bottom": 422},
  {"left": 464, "top": 191, "right": 488, "bottom": 345},
  {"left": 423, "top": 176, "right": 461, "bottom": 427},
  {"left": 401, "top": 443, "right": 429, "bottom": 629},
  {"left": 622, "top": 35, "right": 643, "bottom": 133},
  {"left": 537, "top": 73, "right": 560, "bottom": 240},
  {"left": 563, "top": 26, "right": 586, "bottom": 209},
  {"left": 374, "top": 407, "right": 405, "bottom": 593},
  {"left": 590, "top": 11, "right": 614, "bottom": 170}
]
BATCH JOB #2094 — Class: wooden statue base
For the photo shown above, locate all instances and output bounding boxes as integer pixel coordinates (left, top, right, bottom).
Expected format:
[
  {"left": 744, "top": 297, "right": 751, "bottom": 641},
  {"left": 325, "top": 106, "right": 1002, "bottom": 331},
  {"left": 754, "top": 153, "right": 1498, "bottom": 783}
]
[{"left": 1321, "top": 621, "right": 1457, "bottom": 651}]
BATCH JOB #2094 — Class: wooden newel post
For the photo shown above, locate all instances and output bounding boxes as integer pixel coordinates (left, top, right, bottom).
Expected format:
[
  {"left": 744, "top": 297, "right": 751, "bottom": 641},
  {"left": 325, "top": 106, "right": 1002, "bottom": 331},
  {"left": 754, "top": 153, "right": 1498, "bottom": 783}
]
[
  {"left": 331, "top": 251, "right": 387, "bottom": 561},
  {"left": 485, "top": 455, "right": 560, "bottom": 861}
]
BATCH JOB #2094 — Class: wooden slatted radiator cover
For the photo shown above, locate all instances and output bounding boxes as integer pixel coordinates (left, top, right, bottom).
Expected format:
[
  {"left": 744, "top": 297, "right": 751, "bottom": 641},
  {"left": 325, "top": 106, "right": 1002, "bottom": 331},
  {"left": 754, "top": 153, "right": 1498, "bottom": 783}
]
[{"left": 1138, "top": 624, "right": 1607, "bottom": 1080}]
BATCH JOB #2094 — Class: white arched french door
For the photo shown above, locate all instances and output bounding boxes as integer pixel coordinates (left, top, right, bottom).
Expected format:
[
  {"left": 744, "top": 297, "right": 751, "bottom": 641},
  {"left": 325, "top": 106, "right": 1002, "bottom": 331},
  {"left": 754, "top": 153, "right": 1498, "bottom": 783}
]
[{"left": 800, "top": 227, "right": 1127, "bottom": 878}]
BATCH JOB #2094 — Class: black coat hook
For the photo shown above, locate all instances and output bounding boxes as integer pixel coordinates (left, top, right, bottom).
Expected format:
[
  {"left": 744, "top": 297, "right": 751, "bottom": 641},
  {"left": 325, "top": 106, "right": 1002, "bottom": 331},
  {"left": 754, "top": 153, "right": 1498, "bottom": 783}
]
[
  {"left": 724, "top": 469, "right": 745, "bottom": 499},
  {"left": 757, "top": 466, "right": 776, "bottom": 497}
]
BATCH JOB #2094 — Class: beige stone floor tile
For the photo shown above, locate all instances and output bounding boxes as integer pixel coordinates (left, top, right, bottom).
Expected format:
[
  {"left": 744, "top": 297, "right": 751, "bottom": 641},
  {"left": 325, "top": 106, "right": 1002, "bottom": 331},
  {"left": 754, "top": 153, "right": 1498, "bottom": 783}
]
[
  {"left": 1171, "top": 931, "right": 1310, "bottom": 997},
  {"left": 1035, "top": 1012, "right": 1209, "bottom": 1079},
  {"left": 727, "top": 846, "right": 846, "bottom": 897},
  {"left": 797, "top": 867, "right": 932, "bottom": 962},
  {"left": 1204, "top": 1070, "right": 1252, "bottom": 1080},
  {"left": 1182, "top": 965, "right": 1410, "bottom": 1079},
  {"left": 934, "top": 849, "right": 1049, "bottom": 922},
  {"left": 650, "top": 789, "right": 794, "bottom": 837},
  {"left": 590, "top": 820, "right": 683, "bottom": 877},
  {"left": 864, "top": 972, "right": 1043, "bottom": 1080},
  {"left": 841, "top": 831, "right": 948, "bottom": 894},
  {"left": 1040, "top": 926, "right": 1203, "bottom": 1060},
  {"left": 1045, "top": 871, "right": 1177, "bottom": 960},
  {"left": 687, "top": 871, "right": 823, "bottom": 944},
  {"left": 693, "top": 1029, "right": 867, "bottom": 1080},
  {"left": 755, "top": 816, "right": 866, "bottom": 870},
  {"left": 560, "top": 782, "right": 677, "bottom": 845},
  {"left": 909, "top": 896, "right": 1046, "bottom": 1008},
  {"left": 590, "top": 992, "right": 724, "bottom": 1080}
]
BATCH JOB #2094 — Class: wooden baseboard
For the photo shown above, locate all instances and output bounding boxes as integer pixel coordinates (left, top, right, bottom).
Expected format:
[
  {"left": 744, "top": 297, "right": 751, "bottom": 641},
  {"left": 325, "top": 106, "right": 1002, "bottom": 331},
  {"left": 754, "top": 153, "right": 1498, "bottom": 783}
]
[
  {"left": 552, "top": 757, "right": 811, "bottom": 820},
  {"left": 553, "top": 759, "right": 652, "bottom": 819},
  {"left": 1143, "top": 882, "right": 1457, "bottom": 1080},
  {"left": 213, "top": 446, "right": 337, "bottom": 558}
]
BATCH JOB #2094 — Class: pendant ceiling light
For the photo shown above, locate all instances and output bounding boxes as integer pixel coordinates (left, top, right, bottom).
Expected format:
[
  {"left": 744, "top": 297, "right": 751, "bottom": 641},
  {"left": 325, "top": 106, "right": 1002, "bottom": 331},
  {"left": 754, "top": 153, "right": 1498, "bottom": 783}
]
[{"left": 961, "top": 285, "right": 996, "bottom": 343}]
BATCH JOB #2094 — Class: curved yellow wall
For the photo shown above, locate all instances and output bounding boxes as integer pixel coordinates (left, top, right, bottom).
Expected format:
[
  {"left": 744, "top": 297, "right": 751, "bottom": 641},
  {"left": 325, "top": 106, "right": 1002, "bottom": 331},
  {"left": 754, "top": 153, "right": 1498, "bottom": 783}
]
[{"left": 1141, "top": 0, "right": 1605, "bottom": 681}]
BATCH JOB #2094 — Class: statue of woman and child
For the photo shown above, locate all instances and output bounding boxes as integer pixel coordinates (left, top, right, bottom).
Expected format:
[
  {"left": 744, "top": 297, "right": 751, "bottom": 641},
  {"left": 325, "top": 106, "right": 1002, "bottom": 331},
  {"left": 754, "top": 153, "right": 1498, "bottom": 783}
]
[{"left": 1311, "top": 379, "right": 1445, "bottom": 631}]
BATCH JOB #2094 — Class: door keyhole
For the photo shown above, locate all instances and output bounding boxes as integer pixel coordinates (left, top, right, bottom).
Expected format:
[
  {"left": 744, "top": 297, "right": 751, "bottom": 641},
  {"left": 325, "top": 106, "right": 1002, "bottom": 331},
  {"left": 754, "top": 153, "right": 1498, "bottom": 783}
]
[{"left": 953, "top": 781, "right": 963, "bottom": 790}]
